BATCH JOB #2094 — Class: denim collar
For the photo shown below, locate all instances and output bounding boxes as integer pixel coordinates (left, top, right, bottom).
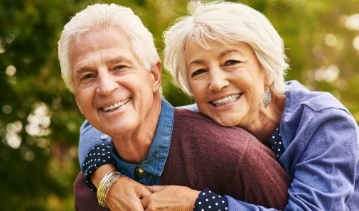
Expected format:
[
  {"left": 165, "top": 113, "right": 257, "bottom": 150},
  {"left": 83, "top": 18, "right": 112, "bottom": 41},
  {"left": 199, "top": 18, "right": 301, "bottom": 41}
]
[{"left": 110, "top": 99, "right": 174, "bottom": 177}]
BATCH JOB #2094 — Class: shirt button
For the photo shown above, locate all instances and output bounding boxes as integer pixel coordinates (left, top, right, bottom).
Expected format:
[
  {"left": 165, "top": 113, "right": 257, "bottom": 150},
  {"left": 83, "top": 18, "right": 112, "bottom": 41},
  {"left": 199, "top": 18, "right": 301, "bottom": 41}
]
[
  {"left": 100, "top": 134, "right": 108, "bottom": 140},
  {"left": 137, "top": 168, "right": 144, "bottom": 174}
]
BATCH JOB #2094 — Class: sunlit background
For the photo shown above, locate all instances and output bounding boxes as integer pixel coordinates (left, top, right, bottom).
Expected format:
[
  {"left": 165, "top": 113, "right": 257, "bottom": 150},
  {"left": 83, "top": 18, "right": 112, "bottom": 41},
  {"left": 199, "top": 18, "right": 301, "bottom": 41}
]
[{"left": 1, "top": 0, "right": 358, "bottom": 210}]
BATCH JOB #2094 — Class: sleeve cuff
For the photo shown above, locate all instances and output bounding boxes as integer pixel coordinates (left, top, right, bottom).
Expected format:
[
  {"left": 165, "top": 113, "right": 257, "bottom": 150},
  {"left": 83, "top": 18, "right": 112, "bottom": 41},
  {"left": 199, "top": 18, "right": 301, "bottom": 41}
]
[
  {"left": 194, "top": 188, "right": 228, "bottom": 211},
  {"left": 81, "top": 143, "right": 115, "bottom": 191}
]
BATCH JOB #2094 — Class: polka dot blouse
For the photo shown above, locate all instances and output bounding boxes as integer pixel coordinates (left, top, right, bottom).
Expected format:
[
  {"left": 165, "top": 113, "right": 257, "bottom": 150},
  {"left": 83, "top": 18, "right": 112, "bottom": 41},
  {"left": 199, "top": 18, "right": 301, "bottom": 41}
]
[
  {"left": 194, "top": 188, "right": 228, "bottom": 211},
  {"left": 269, "top": 127, "right": 284, "bottom": 158},
  {"left": 82, "top": 143, "right": 115, "bottom": 191}
]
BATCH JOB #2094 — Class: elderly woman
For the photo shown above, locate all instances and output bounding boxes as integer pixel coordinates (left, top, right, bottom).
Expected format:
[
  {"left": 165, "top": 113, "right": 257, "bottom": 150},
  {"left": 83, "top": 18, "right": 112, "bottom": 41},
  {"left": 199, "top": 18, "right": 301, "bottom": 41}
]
[
  {"left": 163, "top": 1, "right": 359, "bottom": 210},
  {"left": 78, "top": 1, "right": 359, "bottom": 210}
]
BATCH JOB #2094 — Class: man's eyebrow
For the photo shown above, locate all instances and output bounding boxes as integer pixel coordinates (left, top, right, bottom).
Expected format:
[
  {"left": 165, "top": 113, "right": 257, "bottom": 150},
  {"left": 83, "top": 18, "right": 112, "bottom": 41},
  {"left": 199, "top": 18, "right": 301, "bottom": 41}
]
[
  {"left": 75, "top": 66, "right": 92, "bottom": 74},
  {"left": 75, "top": 56, "right": 133, "bottom": 73},
  {"left": 106, "top": 56, "right": 132, "bottom": 65}
]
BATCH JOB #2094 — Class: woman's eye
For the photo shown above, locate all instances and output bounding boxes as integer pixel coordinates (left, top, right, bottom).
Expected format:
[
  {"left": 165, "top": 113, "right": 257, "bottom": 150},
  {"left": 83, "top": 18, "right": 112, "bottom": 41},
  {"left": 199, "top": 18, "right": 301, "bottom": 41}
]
[
  {"left": 113, "top": 65, "right": 125, "bottom": 70},
  {"left": 224, "top": 60, "right": 240, "bottom": 66},
  {"left": 191, "top": 69, "right": 206, "bottom": 77}
]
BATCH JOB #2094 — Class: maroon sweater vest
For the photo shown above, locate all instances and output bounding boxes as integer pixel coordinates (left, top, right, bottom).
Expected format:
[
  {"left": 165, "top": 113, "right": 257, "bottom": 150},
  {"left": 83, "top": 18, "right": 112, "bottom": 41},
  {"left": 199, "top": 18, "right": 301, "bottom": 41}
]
[{"left": 74, "top": 109, "right": 289, "bottom": 210}]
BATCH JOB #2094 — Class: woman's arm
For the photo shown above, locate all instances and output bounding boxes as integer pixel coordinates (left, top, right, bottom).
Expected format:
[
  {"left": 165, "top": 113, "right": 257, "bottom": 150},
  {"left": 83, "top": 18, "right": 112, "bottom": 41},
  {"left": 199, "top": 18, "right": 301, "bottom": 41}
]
[
  {"left": 223, "top": 108, "right": 358, "bottom": 210},
  {"left": 78, "top": 121, "right": 114, "bottom": 191},
  {"left": 78, "top": 120, "right": 151, "bottom": 210},
  {"left": 280, "top": 108, "right": 359, "bottom": 210}
]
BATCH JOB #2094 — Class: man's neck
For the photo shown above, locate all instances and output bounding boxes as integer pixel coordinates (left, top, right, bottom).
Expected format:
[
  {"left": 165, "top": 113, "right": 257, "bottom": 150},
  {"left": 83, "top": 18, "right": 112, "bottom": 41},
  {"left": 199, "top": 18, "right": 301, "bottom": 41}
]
[{"left": 112, "top": 97, "right": 162, "bottom": 164}]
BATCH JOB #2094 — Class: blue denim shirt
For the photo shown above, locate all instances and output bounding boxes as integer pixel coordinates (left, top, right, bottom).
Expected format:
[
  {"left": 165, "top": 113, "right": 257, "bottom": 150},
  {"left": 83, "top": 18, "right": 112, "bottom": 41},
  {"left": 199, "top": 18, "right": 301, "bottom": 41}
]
[{"left": 109, "top": 99, "right": 174, "bottom": 185}]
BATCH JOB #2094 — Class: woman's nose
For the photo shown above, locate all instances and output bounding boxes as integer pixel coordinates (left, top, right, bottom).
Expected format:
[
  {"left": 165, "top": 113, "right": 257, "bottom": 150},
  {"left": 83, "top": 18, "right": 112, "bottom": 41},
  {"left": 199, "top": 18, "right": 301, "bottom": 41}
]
[{"left": 208, "top": 68, "right": 229, "bottom": 91}]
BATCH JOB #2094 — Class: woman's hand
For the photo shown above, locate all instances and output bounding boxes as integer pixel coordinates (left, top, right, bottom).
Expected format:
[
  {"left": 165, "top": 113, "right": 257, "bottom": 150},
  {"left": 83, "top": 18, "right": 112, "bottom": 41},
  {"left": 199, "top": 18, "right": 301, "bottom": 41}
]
[
  {"left": 91, "top": 164, "right": 152, "bottom": 211},
  {"left": 106, "top": 176, "right": 152, "bottom": 211},
  {"left": 141, "top": 185, "right": 200, "bottom": 211}
]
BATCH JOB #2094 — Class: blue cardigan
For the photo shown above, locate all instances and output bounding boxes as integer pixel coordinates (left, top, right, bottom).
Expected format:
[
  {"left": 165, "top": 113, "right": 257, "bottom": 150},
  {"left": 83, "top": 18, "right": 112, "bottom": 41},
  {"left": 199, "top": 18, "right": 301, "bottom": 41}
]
[
  {"left": 179, "top": 80, "right": 359, "bottom": 210},
  {"left": 275, "top": 80, "right": 358, "bottom": 210}
]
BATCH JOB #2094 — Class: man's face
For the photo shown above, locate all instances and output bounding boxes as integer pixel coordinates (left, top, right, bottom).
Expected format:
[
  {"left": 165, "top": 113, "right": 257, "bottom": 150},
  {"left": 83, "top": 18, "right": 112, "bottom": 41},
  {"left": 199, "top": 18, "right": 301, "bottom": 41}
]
[{"left": 69, "top": 27, "right": 161, "bottom": 138}]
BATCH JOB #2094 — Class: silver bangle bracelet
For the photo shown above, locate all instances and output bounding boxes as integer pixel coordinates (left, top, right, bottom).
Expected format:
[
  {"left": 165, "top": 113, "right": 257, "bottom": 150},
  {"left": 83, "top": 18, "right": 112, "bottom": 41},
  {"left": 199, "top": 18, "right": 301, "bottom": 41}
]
[{"left": 97, "top": 170, "right": 123, "bottom": 208}]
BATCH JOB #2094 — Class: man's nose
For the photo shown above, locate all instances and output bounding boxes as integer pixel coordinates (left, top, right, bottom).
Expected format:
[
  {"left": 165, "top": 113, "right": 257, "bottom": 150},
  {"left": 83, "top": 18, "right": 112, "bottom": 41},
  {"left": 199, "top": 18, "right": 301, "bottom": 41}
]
[{"left": 96, "top": 71, "right": 118, "bottom": 96}]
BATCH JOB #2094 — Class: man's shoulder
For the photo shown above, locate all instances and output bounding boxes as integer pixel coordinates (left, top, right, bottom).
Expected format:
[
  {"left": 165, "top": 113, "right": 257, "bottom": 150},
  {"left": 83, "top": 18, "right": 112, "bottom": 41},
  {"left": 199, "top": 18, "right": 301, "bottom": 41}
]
[
  {"left": 174, "top": 108, "right": 212, "bottom": 122},
  {"left": 171, "top": 108, "right": 271, "bottom": 164},
  {"left": 174, "top": 108, "right": 224, "bottom": 129},
  {"left": 173, "top": 108, "right": 254, "bottom": 140}
]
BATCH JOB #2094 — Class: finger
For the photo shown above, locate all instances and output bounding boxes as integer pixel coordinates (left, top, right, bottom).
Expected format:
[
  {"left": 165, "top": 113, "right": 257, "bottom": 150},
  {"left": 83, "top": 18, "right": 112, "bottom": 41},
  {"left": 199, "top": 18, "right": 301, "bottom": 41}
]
[
  {"left": 141, "top": 196, "right": 149, "bottom": 209},
  {"left": 108, "top": 197, "right": 145, "bottom": 211},
  {"left": 147, "top": 185, "right": 164, "bottom": 193},
  {"left": 139, "top": 187, "right": 152, "bottom": 198}
]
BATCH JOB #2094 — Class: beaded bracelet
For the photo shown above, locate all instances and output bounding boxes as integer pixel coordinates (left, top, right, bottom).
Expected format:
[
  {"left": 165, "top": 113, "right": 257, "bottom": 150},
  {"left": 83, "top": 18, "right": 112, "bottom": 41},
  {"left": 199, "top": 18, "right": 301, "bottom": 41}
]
[{"left": 97, "top": 170, "right": 123, "bottom": 208}]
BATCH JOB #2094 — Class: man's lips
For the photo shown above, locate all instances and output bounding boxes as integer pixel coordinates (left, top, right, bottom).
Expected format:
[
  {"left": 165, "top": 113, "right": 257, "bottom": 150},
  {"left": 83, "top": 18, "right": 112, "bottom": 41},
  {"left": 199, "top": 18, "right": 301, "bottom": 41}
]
[{"left": 101, "top": 98, "right": 131, "bottom": 111}]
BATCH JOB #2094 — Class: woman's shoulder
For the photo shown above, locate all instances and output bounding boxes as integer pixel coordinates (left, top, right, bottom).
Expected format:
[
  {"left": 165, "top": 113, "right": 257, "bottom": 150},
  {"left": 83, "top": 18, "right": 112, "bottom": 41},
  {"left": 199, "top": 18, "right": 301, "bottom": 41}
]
[
  {"left": 282, "top": 80, "right": 355, "bottom": 129},
  {"left": 285, "top": 80, "right": 348, "bottom": 113},
  {"left": 281, "top": 81, "right": 358, "bottom": 155}
]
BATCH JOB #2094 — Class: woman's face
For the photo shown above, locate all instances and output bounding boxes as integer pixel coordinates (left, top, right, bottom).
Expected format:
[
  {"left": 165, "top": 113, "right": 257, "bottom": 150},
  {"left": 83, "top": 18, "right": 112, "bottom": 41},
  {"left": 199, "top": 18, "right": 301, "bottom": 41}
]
[{"left": 185, "top": 39, "right": 268, "bottom": 131}]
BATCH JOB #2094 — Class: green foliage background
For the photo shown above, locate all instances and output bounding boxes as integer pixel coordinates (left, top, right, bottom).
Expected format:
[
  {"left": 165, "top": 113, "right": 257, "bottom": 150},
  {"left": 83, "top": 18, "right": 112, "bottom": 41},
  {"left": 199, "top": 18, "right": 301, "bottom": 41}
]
[{"left": 0, "top": 0, "right": 358, "bottom": 210}]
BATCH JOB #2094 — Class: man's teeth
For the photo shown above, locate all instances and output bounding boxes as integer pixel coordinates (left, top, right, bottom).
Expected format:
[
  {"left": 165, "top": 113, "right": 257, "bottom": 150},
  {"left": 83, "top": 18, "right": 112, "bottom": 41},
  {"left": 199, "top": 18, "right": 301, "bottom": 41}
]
[
  {"left": 103, "top": 98, "right": 130, "bottom": 111},
  {"left": 212, "top": 94, "right": 240, "bottom": 106}
]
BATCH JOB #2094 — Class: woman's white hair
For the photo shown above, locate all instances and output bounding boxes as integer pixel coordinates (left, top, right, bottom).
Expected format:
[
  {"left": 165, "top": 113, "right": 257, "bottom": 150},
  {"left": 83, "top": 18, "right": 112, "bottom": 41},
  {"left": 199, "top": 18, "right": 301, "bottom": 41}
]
[
  {"left": 163, "top": 1, "right": 289, "bottom": 96},
  {"left": 58, "top": 3, "right": 160, "bottom": 93}
]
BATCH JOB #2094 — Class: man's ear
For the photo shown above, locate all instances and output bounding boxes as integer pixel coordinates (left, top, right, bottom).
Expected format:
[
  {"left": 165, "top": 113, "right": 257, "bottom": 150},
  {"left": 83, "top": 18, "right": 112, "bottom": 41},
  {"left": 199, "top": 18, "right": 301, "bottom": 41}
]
[
  {"left": 150, "top": 60, "right": 162, "bottom": 92},
  {"left": 75, "top": 98, "right": 83, "bottom": 114}
]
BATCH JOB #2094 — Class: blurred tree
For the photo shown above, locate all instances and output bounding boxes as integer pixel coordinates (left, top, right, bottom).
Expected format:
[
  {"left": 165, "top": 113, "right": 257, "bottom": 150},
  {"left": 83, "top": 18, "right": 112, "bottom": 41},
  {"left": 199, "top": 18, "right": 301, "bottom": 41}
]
[
  {"left": 0, "top": 0, "right": 358, "bottom": 210},
  {"left": 0, "top": 0, "right": 86, "bottom": 210},
  {"left": 263, "top": 0, "right": 359, "bottom": 121}
]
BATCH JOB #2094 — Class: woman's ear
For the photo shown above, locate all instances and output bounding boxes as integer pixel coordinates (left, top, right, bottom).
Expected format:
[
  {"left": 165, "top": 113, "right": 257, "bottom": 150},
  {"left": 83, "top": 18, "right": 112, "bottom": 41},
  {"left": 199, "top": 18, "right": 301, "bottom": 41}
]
[{"left": 265, "top": 73, "right": 274, "bottom": 87}]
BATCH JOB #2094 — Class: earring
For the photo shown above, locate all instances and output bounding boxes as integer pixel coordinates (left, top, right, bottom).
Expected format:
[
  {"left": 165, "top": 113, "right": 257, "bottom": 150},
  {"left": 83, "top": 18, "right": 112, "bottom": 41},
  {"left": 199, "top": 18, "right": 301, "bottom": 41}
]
[{"left": 263, "top": 87, "right": 271, "bottom": 108}]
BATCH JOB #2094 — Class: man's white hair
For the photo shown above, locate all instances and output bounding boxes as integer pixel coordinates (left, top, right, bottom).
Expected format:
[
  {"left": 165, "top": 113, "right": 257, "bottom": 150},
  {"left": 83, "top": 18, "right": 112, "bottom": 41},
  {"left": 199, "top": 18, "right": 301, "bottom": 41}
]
[{"left": 58, "top": 3, "right": 160, "bottom": 93}]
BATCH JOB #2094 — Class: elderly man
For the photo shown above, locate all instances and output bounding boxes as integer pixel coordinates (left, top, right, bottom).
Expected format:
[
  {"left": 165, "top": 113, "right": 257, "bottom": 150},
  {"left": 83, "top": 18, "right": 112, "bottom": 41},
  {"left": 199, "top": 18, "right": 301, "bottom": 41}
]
[{"left": 58, "top": 3, "right": 289, "bottom": 211}]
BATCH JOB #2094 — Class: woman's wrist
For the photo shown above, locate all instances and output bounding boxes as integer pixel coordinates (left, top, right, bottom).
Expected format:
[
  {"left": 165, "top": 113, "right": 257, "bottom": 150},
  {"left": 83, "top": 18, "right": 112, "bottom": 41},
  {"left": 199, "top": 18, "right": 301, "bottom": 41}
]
[
  {"left": 82, "top": 144, "right": 115, "bottom": 190},
  {"left": 97, "top": 170, "right": 124, "bottom": 208},
  {"left": 91, "top": 164, "right": 117, "bottom": 188},
  {"left": 194, "top": 188, "right": 228, "bottom": 211}
]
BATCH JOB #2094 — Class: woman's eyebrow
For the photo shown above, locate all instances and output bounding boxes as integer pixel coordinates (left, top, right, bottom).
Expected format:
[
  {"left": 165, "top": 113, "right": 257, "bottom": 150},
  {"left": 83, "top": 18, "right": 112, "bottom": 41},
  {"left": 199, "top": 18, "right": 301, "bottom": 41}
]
[{"left": 218, "top": 49, "right": 241, "bottom": 59}]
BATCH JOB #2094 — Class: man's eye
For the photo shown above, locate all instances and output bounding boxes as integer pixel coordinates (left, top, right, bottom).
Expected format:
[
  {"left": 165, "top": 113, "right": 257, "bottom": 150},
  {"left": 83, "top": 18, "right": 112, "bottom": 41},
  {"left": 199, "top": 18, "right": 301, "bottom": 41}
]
[
  {"left": 80, "top": 74, "right": 95, "bottom": 81},
  {"left": 111, "top": 65, "right": 131, "bottom": 74},
  {"left": 191, "top": 69, "right": 206, "bottom": 77},
  {"left": 112, "top": 65, "right": 130, "bottom": 71}
]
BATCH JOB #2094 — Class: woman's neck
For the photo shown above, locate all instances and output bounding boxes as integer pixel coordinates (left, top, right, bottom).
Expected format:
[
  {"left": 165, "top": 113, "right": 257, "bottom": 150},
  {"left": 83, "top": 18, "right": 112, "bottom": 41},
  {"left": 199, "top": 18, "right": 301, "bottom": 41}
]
[{"left": 253, "top": 93, "right": 286, "bottom": 143}]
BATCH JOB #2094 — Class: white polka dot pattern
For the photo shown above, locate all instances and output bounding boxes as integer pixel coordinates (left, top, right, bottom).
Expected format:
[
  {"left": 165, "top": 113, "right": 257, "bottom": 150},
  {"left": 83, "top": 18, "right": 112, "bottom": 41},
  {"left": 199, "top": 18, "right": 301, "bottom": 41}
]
[
  {"left": 194, "top": 188, "right": 228, "bottom": 211},
  {"left": 82, "top": 143, "right": 115, "bottom": 191},
  {"left": 269, "top": 127, "right": 284, "bottom": 158}
]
